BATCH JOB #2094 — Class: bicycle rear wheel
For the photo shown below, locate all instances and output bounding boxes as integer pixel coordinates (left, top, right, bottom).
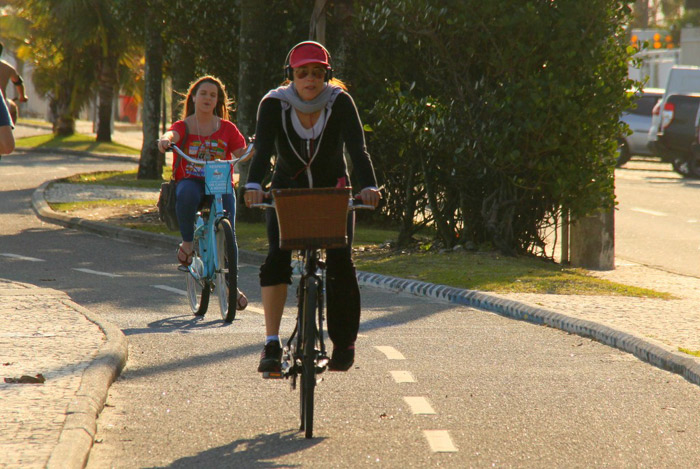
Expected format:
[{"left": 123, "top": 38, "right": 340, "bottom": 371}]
[
  {"left": 299, "top": 276, "right": 318, "bottom": 439},
  {"left": 214, "top": 217, "right": 237, "bottom": 323},
  {"left": 186, "top": 236, "right": 210, "bottom": 316}
]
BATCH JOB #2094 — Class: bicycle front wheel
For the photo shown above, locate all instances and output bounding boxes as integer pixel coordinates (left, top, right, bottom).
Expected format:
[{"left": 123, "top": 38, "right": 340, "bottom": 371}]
[
  {"left": 186, "top": 236, "right": 210, "bottom": 316},
  {"left": 214, "top": 217, "right": 237, "bottom": 323},
  {"left": 299, "top": 276, "right": 318, "bottom": 439}
]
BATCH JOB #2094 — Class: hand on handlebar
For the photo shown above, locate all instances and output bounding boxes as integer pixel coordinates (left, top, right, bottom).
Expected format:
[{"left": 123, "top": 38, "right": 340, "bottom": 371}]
[
  {"left": 157, "top": 138, "right": 172, "bottom": 153},
  {"left": 244, "top": 189, "right": 265, "bottom": 208},
  {"left": 357, "top": 187, "right": 381, "bottom": 208}
]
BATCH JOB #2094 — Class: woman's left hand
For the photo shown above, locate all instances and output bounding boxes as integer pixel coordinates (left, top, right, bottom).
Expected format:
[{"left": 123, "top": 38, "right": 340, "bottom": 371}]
[{"left": 359, "top": 187, "right": 381, "bottom": 208}]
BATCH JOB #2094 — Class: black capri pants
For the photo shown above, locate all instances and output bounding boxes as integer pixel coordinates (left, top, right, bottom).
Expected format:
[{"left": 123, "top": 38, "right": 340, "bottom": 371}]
[{"left": 259, "top": 207, "right": 361, "bottom": 348}]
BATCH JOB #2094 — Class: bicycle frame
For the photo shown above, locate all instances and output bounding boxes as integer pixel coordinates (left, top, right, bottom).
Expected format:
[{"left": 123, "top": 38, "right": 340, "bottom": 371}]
[
  {"left": 189, "top": 161, "right": 233, "bottom": 281},
  {"left": 283, "top": 247, "right": 328, "bottom": 378}
]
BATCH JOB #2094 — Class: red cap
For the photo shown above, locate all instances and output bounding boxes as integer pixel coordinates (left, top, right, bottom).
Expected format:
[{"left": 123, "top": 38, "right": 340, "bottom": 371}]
[{"left": 289, "top": 43, "right": 330, "bottom": 68}]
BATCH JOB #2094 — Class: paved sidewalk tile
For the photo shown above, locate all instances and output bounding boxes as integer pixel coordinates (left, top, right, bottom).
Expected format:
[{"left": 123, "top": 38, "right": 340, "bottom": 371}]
[{"left": 0, "top": 282, "right": 104, "bottom": 468}]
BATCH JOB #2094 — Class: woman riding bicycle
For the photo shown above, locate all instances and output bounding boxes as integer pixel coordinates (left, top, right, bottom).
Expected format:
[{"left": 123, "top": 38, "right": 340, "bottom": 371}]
[
  {"left": 158, "top": 75, "right": 252, "bottom": 311},
  {"left": 243, "top": 41, "right": 381, "bottom": 373}
]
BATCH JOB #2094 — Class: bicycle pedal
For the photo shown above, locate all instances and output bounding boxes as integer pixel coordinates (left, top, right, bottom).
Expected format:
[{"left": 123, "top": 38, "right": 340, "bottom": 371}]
[
  {"left": 316, "top": 356, "right": 329, "bottom": 374},
  {"left": 262, "top": 371, "right": 284, "bottom": 379}
]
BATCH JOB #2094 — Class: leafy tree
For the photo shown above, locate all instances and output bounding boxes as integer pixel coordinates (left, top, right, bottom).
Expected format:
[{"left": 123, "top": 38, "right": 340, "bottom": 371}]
[{"left": 11, "top": 0, "right": 132, "bottom": 138}]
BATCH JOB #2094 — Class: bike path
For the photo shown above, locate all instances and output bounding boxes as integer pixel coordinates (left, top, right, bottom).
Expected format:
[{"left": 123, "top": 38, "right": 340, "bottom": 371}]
[{"left": 4, "top": 178, "right": 700, "bottom": 467}]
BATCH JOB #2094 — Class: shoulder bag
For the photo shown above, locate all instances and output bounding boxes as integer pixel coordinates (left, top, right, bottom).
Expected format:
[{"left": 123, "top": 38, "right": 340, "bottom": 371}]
[{"left": 157, "top": 122, "right": 188, "bottom": 231}]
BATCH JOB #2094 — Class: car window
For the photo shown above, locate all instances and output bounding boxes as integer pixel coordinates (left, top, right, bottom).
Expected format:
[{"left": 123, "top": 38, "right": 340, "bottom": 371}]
[{"left": 629, "top": 95, "right": 661, "bottom": 116}]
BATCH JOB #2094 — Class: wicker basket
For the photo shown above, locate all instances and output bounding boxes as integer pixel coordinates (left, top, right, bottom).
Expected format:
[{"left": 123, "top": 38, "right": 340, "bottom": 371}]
[{"left": 272, "top": 187, "right": 352, "bottom": 250}]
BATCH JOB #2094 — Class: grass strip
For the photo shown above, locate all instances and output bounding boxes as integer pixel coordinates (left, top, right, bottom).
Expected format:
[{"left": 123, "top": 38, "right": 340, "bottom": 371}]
[
  {"left": 47, "top": 172, "right": 673, "bottom": 298},
  {"left": 16, "top": 133, "right": 140, "bottom": 156}
]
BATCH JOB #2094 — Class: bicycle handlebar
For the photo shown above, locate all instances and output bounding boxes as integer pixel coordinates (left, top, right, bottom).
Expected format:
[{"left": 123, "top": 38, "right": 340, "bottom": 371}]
[
  {"left": 167, "top": 142, "right": 254, "bottom": 168},
  {"left": 250, "top": 196, "right": 374, "bottom": 211}
]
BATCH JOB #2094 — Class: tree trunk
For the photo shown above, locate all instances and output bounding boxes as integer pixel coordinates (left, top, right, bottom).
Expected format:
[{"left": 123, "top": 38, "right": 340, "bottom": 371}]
[
  {"left": 331, "top": 0, "right": 353, "bottom": 70},
  {"left": 397, "top": 160, "right": 418, "bottom": 247},
  {"left": 236, "top": 0, "right": 267, "bottom": 221},
  {"left": 96, "top": 55, "right": 117, "bottom": 142},
  {"left": 310, "top": 0, "right": 328, "bottom": 43},
  {"left": 53, "top": 80, "right": 76, "bottom": 136},
  {"left": 420, "top": 155, "right": 455, "bottom": 248},
  {"left": 138, "top": 11, "right": 163, "bottom": 180},
  {"left": 170, "top": 41, "right": 195, "bottom": 121},
  {"left": 54, "top": 114, "right": 75, "bottom": 136},
  {"left": 633, "top": 0, "right": 649, "bottom": 28}
]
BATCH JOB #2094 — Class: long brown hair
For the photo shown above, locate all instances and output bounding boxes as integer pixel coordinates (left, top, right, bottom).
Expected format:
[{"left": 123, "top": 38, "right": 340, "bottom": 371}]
[{"left": 180, "top": 75, "right": 234, "bottom": 120}]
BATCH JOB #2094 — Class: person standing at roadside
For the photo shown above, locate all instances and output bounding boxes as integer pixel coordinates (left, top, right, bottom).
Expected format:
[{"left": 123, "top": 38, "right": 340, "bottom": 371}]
[
  {"left": 0, "top": 42, "right": 28, "bottom": 124},
  {"left": 0, "top": 94, "right": 14, "bottom": 155}
]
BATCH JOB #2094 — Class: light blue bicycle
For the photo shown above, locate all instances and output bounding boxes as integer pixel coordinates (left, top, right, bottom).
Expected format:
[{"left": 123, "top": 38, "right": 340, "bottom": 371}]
[{"left": 168, "top": 143, "right": 253, "bottom": 323}]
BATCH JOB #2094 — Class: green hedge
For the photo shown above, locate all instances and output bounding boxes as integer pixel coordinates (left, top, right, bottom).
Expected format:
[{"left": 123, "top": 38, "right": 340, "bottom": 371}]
[{"left": 346, "top": 0, "right": 635, "bottom": 255}]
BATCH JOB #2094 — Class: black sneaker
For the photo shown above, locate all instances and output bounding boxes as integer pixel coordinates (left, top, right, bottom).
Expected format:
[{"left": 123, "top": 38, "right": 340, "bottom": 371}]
[
  {"left": 258, "top": 341, "right": 282, "bottom": 372},
  {"left": 328, "top": 344, "right": 355, "bottom": 371}
]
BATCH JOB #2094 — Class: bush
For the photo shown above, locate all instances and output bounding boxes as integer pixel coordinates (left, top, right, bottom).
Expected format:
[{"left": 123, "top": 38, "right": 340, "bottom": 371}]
[{"left": 351, "top": 0, "right": 636, "bottom": 255}]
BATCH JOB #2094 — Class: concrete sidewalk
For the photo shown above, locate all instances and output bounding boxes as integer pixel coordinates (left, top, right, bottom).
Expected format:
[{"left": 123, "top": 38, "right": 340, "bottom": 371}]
[
  {"left": 5, "top": 152, "right": 700, "bottom": 467},
  {"left": 0, "top": 278, "right": 127, "bottom": 469}
]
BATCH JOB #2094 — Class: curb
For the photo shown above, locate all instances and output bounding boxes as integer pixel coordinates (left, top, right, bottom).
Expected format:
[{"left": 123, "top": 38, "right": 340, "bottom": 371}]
[
  {"left": 0, "top": 279, "right": 128, "bottom": 469},
  {"left": 355, "top": 273, "right": 700, "bottom": 387},
  {"left": 46, "top": 300, "right": 128, "bottom": 469}
]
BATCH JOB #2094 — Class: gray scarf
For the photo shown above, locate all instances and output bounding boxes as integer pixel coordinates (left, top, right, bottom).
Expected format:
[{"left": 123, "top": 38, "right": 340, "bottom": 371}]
[{"left": 259, "top": 83, "right": 342, "bottom": 115}]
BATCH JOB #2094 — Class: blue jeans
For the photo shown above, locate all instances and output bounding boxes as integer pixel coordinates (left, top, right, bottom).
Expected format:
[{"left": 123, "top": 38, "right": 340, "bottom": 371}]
[{"left": 176, "top": 178, "right": 238, "bottom": 281}]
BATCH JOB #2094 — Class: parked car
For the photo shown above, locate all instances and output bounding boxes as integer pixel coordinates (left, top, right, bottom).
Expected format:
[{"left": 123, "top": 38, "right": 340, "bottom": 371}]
[
  {"left": 647, "top": 66, "right": 700, "bottom": 158},
  {"left": 649, "top": 92, "right": 700, "bottom": 177},
  {"left": 617, "top": 87, "right": 664, "bottom": 166}
]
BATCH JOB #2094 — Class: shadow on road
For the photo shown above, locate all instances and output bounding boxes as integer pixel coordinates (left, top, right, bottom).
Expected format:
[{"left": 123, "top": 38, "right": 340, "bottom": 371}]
[{"left": 155, "top": 429, "right": 323, "bottom": 468}]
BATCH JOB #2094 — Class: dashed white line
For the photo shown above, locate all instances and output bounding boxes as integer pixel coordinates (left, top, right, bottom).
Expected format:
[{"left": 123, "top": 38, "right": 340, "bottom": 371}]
[
  {"left": 375, "top": 346, "right": 405, "bottom": 360},
  {"left": 631, "top": 207, "right": 667, "bottom": 217},
  {"left": 0, "top": 253, "right": 45, "bottom": 262},
  {"left": 72, "top": 268, "right": 122, "bottom": 278},
  {"left": 423, "top": 430, "right": 458, "bottom": 453},
  {"left": 403, "top": 396, "right": 436, "bottom": 415},
  {"left": 390, "top": 370, "right": 416, "bottom": 383},
  {"left": 152, "top": 285, "right": 187, "bottom": 296},
  {"left": 245, "top": 305, "right": 264, "bottom": 315}
]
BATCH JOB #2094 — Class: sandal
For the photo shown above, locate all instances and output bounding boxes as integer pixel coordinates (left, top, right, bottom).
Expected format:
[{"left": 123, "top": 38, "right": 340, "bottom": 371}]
[
  {"left": 176, "top": 244, "right": 194, "bottom": 267},
  {"left": 236, "top": 289, "right": 248, "bottom": 311}
]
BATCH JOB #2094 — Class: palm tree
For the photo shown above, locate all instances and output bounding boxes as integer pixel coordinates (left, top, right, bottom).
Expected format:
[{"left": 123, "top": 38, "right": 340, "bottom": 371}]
[
  {"left": 49, "top": 0, "right": 128, "bottom": 141},
  {"left": 11, "top": 0, "right": 130, "bottom": 139}
]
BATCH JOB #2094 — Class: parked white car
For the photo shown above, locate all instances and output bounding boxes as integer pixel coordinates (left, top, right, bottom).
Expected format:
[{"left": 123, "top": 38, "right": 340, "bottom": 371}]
[{"left": 618, "top": 87, "right": 664, "bottom": 166}]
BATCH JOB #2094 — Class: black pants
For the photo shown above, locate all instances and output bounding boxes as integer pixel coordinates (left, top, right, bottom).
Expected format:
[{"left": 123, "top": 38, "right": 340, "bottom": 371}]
[{"left": 259, "top": 208, "right": 360, "bottom": 348}]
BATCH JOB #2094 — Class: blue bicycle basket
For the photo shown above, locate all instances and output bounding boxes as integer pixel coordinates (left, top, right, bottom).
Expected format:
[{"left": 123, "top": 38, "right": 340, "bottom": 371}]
[{"left": 204, "top": 161, "right": 233, "bottom": 195}]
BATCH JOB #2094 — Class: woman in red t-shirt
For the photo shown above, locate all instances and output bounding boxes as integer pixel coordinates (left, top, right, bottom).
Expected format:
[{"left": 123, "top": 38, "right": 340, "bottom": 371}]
[{"left": 158, "top": 75, "right": 252, "bottom": 310}]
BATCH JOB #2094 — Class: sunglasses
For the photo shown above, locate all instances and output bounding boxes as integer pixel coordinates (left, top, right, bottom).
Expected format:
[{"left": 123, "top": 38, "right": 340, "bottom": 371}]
[{"left": 294, "top": 67, "right": 327, "bottom": 80}]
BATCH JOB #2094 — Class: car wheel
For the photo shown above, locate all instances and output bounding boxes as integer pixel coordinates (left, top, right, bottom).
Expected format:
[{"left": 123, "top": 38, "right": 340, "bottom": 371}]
[
  {"left": 672, "top": 157, "right": 691, "bottom": 177},
  {"left": 689, "top": 153, "right": 700, "bottom": 179},
  {"left": 616, "top": 139, "right": 631, "bottom": 167}
]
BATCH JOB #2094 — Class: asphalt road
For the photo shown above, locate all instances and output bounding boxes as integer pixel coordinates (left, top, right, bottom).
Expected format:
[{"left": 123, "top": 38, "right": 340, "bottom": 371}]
[
  {"left": 4, "top": 151, "right": 700, "bottom": 467},
  {"left": 616, "top": 157, "right": 700, "bottom": 277}
]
